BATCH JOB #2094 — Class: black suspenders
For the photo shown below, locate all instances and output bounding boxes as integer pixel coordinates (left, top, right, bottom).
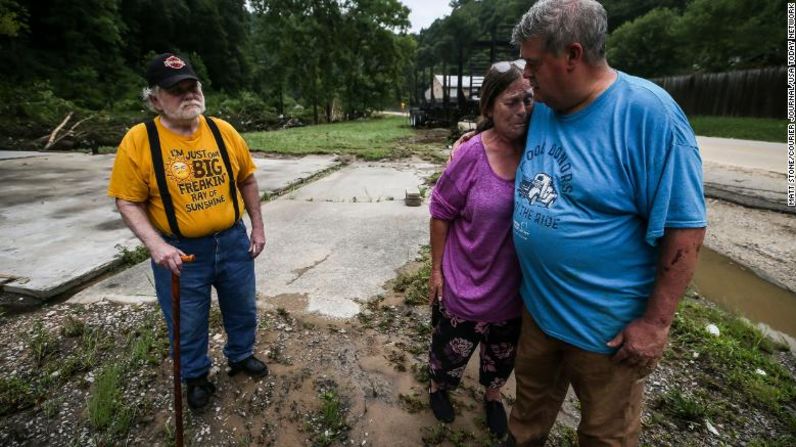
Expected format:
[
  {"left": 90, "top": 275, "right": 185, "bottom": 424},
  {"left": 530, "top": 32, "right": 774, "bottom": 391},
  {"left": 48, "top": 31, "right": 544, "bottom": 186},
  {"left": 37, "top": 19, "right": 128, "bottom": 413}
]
[
  {"left": 144, "top": 117, "right": 241, "bottom": 238},
  {"left": 205, "top": 117, "right": 241, "bottom": 223}
]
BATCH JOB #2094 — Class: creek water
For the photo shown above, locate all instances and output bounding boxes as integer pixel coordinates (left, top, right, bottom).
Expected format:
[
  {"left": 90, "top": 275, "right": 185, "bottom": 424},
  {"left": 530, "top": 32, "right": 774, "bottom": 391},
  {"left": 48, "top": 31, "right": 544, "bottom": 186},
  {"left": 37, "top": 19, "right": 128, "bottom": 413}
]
[{"left": 693, "top": 247, "right": 796, "bottom": 351}]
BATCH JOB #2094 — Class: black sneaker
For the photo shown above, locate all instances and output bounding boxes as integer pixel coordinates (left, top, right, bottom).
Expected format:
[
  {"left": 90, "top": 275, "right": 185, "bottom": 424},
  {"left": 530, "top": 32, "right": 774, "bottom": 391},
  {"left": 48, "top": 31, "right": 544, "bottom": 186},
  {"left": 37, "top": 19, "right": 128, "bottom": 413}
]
[
  {"left": 429, "top": 388, "right": 455, "bottom": 423},
  {"left": 186, "top": 375, "right": 216, "bottom": 410},
  {"left": 228, "top": 355, "right": 269, "bottom": 378},
  {"left": 485, "top": 399, "right": 508, "bottom": 437}
]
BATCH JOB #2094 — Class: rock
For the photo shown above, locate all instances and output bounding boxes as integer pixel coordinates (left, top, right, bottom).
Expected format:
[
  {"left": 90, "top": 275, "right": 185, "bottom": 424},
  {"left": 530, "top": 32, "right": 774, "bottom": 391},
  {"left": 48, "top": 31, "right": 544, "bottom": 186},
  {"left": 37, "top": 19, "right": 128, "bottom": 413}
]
[
  {"left": 705, "top": 324, "right": 720, "bottom": 336},
  {"left": 706, "top": 420, "right": 720, "bottom": 436},
  {"left": 754, "top": 368, "right": 767, "bottom": 376}
]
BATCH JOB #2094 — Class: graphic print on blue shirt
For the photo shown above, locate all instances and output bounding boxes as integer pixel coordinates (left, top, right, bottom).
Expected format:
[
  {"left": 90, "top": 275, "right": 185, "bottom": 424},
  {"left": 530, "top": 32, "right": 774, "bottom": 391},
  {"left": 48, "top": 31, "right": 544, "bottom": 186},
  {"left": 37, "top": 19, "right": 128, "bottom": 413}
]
[{"left": 512, "top": 72, "right": 707, "bottom": 354}]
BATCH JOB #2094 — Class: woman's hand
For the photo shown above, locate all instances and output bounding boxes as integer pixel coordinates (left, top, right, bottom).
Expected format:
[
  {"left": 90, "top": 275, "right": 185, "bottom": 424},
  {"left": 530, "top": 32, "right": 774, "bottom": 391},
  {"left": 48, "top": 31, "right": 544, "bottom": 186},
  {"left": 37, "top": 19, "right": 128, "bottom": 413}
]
[
  {"left": 449, "top": 131, "right": 477, "bottom": 163},
  {"left": 428, "top": 269, "right": 444, "bottom": 304}
]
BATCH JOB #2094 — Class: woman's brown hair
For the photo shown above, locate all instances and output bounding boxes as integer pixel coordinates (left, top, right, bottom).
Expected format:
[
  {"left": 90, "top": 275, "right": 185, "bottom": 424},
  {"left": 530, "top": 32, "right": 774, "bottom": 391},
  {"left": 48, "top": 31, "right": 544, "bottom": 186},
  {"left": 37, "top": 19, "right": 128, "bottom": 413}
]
[{"left": 475, "top": 63, "right": 525, "bottom": 133}]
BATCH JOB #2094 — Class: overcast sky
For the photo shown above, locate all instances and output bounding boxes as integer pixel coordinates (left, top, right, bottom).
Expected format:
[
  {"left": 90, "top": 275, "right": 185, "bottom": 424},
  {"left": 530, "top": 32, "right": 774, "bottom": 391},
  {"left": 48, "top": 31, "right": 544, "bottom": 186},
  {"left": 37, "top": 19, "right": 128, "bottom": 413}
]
[{"left": 400, "top": 0, "right": 452, "bottom": 33}]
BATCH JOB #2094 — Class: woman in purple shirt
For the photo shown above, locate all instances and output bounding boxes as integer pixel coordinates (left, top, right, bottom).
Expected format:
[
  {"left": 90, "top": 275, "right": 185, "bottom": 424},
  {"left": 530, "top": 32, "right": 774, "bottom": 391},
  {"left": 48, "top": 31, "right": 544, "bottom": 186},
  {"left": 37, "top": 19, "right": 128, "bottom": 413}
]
[{"left": 427, "top": 60, "right": 532, "bottom": 437}]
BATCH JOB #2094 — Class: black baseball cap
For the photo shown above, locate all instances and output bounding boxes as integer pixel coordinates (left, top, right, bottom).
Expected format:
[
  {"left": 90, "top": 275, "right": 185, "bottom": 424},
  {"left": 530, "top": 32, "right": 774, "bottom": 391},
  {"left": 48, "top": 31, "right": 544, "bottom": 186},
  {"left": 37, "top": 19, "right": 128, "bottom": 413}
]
[{"left": 146, "top": 53, "right": 199, "bottom": 88}]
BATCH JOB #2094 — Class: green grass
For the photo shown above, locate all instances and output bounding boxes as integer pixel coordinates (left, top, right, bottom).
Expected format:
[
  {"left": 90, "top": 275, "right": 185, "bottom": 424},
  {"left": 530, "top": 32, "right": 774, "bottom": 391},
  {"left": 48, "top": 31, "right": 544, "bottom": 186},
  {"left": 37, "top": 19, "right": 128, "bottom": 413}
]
[
  {"left": 87, "top": 363, "right": 135, "bottom": 434},
  {"left": 0, "top": 376, "right": 38, "bottom": 416},
  {"left": 243, "top": 116, "right": 414, "bottom": 160},
  {"left": 306, "top": 389, "right": 350, "bottom": 446},
  {"left": 115, "top": 244, "right": 150, "bottom": 267},
  {"left": 668, "top": 299, "right": 795, "bottom": 424},
  {"left": 393, "top": 246, "right": 431, "bottom": 306},
  {"left": 656, "top": 389, "right": 713, "bottom": 422},
  {"left": 689, "top": 115, "right": 786, "bottom": 142},
  {"left": 26, "top": 321, "right": 57, "bottom": 365}
]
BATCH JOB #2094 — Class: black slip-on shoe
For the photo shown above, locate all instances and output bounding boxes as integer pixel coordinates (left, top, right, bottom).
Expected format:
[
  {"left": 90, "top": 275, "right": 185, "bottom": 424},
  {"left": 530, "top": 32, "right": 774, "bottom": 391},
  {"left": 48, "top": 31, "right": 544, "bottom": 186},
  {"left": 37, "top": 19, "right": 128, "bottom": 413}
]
[
  {"left": 228, "top": 355, "right": 269, "bottom": 378},
  {"left": 429, "top": 388, "right": 455, "bottom": 423},
  {"left": 485, "top": 399, "right": 508, "bottom": 437},
  {"left": 186, "top": 375, "right": 216, "bottom": 410}
]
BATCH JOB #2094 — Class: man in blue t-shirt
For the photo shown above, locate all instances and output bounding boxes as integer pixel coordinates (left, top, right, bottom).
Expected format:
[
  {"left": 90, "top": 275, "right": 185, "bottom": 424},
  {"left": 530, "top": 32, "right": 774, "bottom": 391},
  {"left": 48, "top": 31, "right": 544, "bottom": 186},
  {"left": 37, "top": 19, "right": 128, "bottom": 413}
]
[{"left": 506, "top": 1, "right": 707, "bottom": 446}]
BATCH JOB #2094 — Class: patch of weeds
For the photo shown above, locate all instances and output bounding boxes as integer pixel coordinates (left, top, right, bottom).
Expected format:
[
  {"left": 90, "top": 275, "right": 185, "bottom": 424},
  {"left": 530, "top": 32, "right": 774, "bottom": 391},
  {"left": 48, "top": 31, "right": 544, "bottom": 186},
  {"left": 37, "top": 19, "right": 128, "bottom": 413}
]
[
  {"left": 420, "top": 424, "right": 477, "bottom": 446},
  {"left": 410, "top": 363, "right": 431, "bottom": 384},
  {"left": 0, "top": 376, "right": 38, "bottom": 416},
  {"left": 393, "top": 247, "right": 431, "bottom": 306},
  {"left": 548, "top": 423, "right": 578, "bottom": 447},
  {"left": 77, "top": 327, "right": 112, "bottom": 370},
  {"left": 426, "top": 170, "right": 442, "bottom": 185},
  {"left": 26, "top": 320, "right": 57, "bottom": 365},
  {"left": 398, "top": 392, "right": 426, "bottom": 413},
  {"left": 208, "top": 305, "right": 223, "bottom": 330},
  {"left": 267, "top": 344, "right": 292, "bottom": 365},
  {"left": 656, "top": 389, "right": 712, "bottom": 422},
  {"left": 115, "top": 244, "right": 150, "bottom": 267},
  {"left": 87, "top": 364, "right": 121, "bottom": 428},
  {"left": 748, "top": 436, "right": 796, "bottom": 447},
  {"left": 96, "top": 146, "right": 117, "bottom": 154},
  {"left": 129, "top": 325, "right": 162, "bottom": 366},
  {"left": 377, "top": 306, "right": 398, "bottom": 331},
  {"left": 386, "top": 349, "right": 407, "bottom": 372},
  {"left": 87, "top": 363, "right": 135, "bottom": 435},
  {"left": 306, "top": 387, "right": 349, "bottom": 447},
  {"left": 418, "top": 185, "right": 428, "bottom": 198},
  {"left": 60, "top": 316, "right": 86, "bottom": 337},
  {"left": 42, "top": 396, "right": 62, "bottom": 419},
  {"left": 670, "top": 299, "right": 796, "bottom": 417}
]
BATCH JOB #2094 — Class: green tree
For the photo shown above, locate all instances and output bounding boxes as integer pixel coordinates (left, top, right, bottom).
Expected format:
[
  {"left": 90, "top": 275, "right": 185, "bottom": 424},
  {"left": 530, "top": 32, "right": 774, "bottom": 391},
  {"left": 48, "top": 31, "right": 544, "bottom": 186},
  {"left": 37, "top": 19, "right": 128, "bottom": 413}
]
[
  {"left": 607, "top": 8, "right": 686, "bottom": 78},
  {"left": 601, "top": 0, "right": 690, "bottom": 32},
  {"left": 675, "top": 0, "right": 786, "bottom": 72}
]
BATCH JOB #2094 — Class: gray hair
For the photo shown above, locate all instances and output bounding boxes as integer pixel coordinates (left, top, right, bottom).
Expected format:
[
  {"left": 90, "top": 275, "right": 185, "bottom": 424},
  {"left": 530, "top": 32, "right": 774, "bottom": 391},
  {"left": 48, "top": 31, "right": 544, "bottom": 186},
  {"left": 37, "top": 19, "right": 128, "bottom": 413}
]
[
  {"left": 511, "top": 0, "right": 607, "bottom": 63},
  {"left": 141, "top": 85, "right": 162, "bottom": 113},
  {"left": 141, "top": 81, "right": 204, "bottom": 113}
]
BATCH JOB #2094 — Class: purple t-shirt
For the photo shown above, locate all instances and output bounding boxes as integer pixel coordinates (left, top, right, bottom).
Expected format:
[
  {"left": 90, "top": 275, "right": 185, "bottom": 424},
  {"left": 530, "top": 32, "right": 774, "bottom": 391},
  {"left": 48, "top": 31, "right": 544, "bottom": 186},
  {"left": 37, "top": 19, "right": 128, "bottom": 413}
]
[{"left": 430, "top": 134, "right": 523, "bottom": 322}]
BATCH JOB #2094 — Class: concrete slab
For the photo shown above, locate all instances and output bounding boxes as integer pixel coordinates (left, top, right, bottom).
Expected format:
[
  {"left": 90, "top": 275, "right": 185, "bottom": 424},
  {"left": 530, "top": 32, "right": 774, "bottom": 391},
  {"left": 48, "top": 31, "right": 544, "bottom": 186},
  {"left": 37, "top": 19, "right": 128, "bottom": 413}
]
[
  {"left": 703, "top": 161, "right": 793, "bottom": 215},
  {"left": 0, "top": 152, "right": 139, "bottom": 298},
  {"left": 288, "top": 161, "right": 438, "bottom": 203},
  {"left": 71, "top": 163, "right": 435, "bottom": 319},
  {"left": 256, "top": 200, "right": 429, "bottom": 318},
  {"left": 0, "top": 151, "right": 49, "bottom": 160},
  {"left": 253, "top": 155, "right": 339, "bottom": 195},
  {"left": 0, "top": 153, "right": 340, "bottom": 299}
]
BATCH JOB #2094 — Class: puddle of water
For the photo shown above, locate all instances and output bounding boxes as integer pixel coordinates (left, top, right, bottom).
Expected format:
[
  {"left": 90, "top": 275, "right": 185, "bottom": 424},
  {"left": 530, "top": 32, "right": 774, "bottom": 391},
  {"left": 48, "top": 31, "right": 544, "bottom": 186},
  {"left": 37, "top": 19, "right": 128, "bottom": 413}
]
[{"left": 693, "top": 247, "right": 796, "bottom": 351}]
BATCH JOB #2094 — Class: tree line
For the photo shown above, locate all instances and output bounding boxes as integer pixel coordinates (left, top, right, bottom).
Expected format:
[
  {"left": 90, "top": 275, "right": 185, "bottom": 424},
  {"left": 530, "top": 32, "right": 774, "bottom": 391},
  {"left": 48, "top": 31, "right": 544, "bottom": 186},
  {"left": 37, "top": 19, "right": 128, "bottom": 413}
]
[
  {"left": 414, "top": 0, "right": 786, "bottom": 82},
  {"left": 0, "top": 0, "right": 414, "bottom": 128},
  {"left": 0, "top": 0, "right": 786, "bottom": 141}
]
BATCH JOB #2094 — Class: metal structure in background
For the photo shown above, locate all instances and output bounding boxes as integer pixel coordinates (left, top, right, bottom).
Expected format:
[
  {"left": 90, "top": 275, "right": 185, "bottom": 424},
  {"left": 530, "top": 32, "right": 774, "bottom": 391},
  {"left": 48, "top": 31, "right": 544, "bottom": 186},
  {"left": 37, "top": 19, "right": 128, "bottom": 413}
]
[
  {"left": 410, "top": 34, "right": 516, "bottom": 128},
  {"left": 652, "top": 67, "right": 786, "bottom": 120}
]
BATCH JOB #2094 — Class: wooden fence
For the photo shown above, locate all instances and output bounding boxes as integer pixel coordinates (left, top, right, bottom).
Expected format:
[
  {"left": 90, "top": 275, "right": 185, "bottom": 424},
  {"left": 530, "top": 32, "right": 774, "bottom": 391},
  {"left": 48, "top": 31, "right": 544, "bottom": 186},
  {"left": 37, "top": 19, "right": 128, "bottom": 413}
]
[{"left": 651, "top": 67, "right": 785, "bottom": 119}]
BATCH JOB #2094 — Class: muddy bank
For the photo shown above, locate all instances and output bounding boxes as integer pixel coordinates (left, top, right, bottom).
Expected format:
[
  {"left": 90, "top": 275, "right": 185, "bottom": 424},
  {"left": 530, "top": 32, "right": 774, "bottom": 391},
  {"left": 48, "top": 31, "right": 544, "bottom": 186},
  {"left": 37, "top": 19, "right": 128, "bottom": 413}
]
[{"left": 703, "top": 198, "right": 796, "bottom": 294}]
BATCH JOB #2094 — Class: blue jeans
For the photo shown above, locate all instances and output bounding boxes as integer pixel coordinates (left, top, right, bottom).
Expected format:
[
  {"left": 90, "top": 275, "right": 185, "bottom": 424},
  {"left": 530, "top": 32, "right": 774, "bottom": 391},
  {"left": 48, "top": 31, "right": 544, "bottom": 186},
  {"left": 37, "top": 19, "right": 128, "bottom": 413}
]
[{"left": 152, "top": 220, "right": 257, "bottom": 381}]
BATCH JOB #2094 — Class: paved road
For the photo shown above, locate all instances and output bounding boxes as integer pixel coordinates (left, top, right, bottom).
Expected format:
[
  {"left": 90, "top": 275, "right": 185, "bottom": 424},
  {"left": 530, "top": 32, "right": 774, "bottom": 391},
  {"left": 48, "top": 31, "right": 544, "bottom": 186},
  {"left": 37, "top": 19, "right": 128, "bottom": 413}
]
[{"left": 697, "top": 136, "right": 784, "bottom": 173}]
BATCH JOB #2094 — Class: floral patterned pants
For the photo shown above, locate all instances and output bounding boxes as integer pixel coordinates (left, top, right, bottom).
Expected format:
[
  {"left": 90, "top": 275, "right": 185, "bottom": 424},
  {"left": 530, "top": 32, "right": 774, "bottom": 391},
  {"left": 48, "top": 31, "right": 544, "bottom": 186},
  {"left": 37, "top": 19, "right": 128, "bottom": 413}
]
[{"left": 428, "top": 304, "right": 522, "bottom": 391}]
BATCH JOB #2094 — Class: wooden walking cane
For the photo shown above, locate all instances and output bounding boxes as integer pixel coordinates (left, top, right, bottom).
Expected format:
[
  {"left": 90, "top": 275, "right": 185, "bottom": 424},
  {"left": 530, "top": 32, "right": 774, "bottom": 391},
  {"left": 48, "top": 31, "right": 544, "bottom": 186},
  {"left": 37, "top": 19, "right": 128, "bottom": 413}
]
[{"left": 172, "top": 254, "right": 195, "bottom": 447}]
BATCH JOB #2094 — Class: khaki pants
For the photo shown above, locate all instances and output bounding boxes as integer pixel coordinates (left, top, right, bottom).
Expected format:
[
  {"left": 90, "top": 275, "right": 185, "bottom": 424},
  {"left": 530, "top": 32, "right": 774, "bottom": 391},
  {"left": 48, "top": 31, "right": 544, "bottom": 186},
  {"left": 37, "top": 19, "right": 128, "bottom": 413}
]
[{"left": 508, "top": 309, "right": 651, "bottom": 447}]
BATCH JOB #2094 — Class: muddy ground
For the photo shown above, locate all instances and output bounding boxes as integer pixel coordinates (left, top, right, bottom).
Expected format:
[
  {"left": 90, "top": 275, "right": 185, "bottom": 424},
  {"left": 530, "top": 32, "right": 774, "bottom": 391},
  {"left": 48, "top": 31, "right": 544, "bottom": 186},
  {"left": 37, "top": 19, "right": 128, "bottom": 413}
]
[{"left": 1, "top": 253, "right": 794, "bottom": 447}]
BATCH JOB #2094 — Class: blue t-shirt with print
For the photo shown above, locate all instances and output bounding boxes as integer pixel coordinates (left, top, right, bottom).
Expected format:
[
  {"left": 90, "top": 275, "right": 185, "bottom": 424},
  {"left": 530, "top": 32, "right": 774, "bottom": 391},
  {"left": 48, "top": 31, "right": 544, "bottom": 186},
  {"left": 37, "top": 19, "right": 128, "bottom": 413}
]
[{"left": 513, "top": 71, "right": 707, "bottom": 354}]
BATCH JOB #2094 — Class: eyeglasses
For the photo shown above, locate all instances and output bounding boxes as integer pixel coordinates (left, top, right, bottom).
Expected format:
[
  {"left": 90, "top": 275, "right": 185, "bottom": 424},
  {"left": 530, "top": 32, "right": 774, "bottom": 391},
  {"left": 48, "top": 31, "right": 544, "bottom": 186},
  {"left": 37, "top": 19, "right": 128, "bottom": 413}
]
[
  {"left": 164, "top": 82, "right": 200, "bottom": 96},
  {"left": 491, "top": 59, "right": 526, "bottom": 73}
]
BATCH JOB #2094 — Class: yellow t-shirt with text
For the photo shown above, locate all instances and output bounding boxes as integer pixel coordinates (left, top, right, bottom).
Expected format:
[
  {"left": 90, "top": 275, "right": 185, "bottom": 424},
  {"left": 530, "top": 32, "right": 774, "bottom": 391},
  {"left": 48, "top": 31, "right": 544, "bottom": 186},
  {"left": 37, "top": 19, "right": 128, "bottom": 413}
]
[{"left": 108, "top": 116, "right": 256, "bottom": 238}]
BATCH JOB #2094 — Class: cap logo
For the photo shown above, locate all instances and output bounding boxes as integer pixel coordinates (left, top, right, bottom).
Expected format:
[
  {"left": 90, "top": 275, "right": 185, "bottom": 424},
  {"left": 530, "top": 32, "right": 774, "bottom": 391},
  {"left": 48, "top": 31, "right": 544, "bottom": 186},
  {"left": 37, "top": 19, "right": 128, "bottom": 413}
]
[{"left": 163, "top": 55, "right": 186, "bottom": 70}]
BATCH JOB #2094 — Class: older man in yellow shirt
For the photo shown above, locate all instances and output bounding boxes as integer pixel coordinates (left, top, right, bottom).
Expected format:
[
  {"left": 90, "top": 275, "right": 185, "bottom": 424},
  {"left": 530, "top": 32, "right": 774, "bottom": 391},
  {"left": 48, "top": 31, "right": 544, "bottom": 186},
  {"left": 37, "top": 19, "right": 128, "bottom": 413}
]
[{"left": 108, "top": 53, "right": 268, "bottom": 410}]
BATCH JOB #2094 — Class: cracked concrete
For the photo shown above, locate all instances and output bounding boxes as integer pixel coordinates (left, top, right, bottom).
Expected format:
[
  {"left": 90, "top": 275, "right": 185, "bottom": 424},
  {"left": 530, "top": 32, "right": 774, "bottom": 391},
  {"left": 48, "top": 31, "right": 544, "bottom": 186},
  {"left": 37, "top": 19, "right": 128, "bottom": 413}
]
[
  {"left": 0, "top": 152, "right": 339, "bottom": 299},
  {"left": 70, "top": 162, "right": 435, "bottom": 319}
]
